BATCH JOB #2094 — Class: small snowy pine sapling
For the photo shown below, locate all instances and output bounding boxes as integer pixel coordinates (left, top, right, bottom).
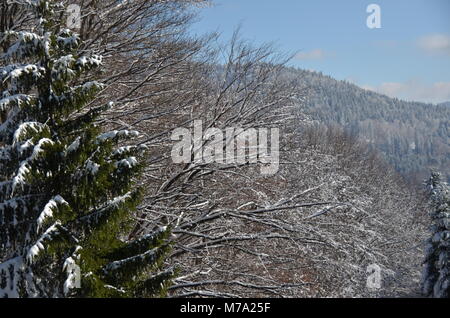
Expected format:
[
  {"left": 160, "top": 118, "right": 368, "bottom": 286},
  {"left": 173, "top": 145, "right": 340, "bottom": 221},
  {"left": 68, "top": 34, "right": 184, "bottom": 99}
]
[{"left": 421, "top": 172, "right": 450, "bottom": 298}]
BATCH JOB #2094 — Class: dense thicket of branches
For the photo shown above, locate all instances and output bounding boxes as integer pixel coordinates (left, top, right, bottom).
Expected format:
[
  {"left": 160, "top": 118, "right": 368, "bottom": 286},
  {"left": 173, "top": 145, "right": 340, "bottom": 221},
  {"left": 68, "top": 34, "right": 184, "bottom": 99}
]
[{"left": 1, "top": 0, "right": 429, "bottom": 297}]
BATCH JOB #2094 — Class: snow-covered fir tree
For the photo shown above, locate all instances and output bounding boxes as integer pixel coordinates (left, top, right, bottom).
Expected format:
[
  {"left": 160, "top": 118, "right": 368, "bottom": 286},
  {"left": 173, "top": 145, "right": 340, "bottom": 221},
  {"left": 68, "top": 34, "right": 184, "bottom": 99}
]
[
  {"left": 421, "top": 172, "right": 450, "bottom": 298},
  {"left": 0, "top": 0, "right": 175, "bottom": 297}
]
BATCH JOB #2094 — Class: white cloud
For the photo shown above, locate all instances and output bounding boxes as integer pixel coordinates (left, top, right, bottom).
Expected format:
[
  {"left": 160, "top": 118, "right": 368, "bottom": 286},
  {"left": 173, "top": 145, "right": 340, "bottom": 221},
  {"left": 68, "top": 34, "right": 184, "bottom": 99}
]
[
  {"left": 361, "top": 80, "right": 450, "bottom": 104},
  {"left": 295, "top": 49, "right": 333, "bottom": 60},
  {"left": 417, "top": 34, "right": 450, "bottom": 56}
]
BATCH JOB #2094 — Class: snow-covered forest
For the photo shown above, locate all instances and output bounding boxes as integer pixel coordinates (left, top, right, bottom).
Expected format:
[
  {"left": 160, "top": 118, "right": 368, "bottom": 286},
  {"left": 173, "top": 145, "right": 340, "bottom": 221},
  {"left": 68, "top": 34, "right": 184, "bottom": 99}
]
[
  {"left": 287, "top": 68, "right": 450, "bottom": 186},
  {"left": 0, "top": 0, "right": 449, "bottom": 298}
]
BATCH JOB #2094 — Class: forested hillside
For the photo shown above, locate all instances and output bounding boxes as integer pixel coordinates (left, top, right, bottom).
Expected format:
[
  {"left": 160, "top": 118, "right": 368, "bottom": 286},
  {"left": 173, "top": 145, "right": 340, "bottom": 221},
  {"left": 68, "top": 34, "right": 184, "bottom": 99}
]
[{"left": 286, "top": 68, "right": 450, "bottom": 184}]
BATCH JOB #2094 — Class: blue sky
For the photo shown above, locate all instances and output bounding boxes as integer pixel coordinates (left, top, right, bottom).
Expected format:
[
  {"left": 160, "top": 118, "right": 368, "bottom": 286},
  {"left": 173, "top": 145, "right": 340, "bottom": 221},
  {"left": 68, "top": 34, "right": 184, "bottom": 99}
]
[{"left": 190, "top": 0, "right": 450, "bottom": 104}]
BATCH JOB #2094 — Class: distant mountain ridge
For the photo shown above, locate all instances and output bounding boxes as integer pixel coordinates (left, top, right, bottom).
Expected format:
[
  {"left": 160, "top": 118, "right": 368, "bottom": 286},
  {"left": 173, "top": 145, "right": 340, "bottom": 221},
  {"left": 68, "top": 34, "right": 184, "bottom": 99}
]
[{"left": 286, "top": 68, "right": 450, "bottom": 184}]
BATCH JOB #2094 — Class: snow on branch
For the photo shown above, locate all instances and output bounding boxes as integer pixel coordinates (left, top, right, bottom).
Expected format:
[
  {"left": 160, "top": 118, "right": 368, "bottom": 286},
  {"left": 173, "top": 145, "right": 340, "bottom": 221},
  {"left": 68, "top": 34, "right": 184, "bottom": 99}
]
[
  {"left": 114, "top": 156, "right": 138, "bottom": 169},
  {"left": 66, "top": 136, "right": 81, "bottom": 153},
  {"left": 109, "top": 226, "right": 168, "bottom": 260},
  {"left": 11, "top": 138, "right": 54, "bottom": 193},
  {"left": 0, "top": 94, "right": 32, "bottom": 112},
  {"left": 0, "top": 256, "right": 25, "bottom": 298},
  {"left": 51, "top": 54, "right": 76, "bottom": 80},
  {"left": 12, "top": 122, "right": 48, "bottom": 145},
  {"left": 85, "top": 159, "right": 100, "bottom": 175},
  {"left": 1, "top": 64, "right": 45, "bottom": 94},
  {"left": 26, "top": 221, "right": 61, "bottom": 264},
  {"left": 36, "top": 195, "right": 69, "bottom": 231},
  {"left": 1, "top": 31, "right": 45, "bottom": 61},
  {"left": 0, "top": 196, "right": 30, "bottom": 226},
  {"left": 112, "top": 144, "right": 147, "bottom": 157},
  {"left": 96, "top": 130, "right": 140, "bottom": 143},
  {"left": 76, "top": 55, "right": 102, "bottom": 68},
  {"left": 77, "top": 192, "right": 133, "bottom": 228},
  {"left": 62, "top": 246, "right": 82, "bottom": 296},
  {"left": 56, "top": 29, "right": 79, "bottom": 49},
  {"left": 102, "top": 245, "right": 166, "bottom": 280}
]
